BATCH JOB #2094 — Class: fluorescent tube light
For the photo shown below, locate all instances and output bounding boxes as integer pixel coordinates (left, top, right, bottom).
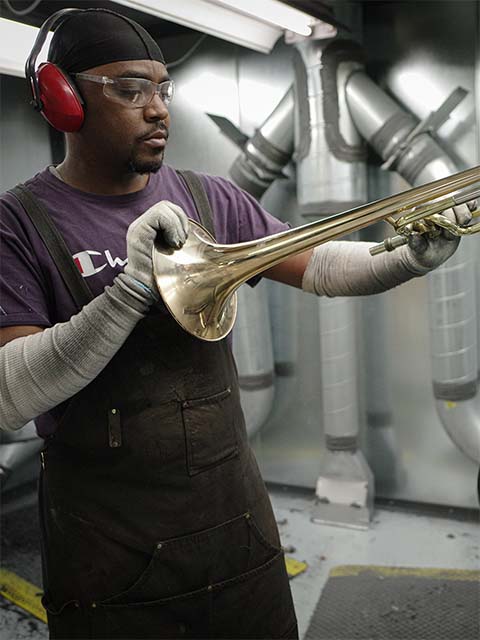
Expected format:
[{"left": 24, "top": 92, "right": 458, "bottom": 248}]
[
  {"left": 209, "top": 0, "right": 314, "bottom": 37},
  {"left": 0, "top": 17, "right": 52, "bottom": 77},
  {"left": 0, "top": 0, "right": 316, "bottom": 78},
  {"left": 114, "top": 0, "right": 313, "bottom": 53}
]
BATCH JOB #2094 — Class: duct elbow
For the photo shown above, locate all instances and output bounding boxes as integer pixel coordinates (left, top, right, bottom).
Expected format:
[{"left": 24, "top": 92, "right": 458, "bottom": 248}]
[
  {"left": 345, "top": 70, "right": 416, "bottom": 159},
  {"left": 344, "top": 70, "right": 458, "bottom": 184},
  {"left": 229, "top": 88, "right": 294, "bottom": 199},
  {"left": 435, "top": 397, "right": 480, "bottom": 464}
]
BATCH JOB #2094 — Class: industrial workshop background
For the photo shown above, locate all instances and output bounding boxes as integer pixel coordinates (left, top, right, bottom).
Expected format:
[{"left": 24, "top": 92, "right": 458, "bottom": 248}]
[{"left": 0, "top": 0, "right": 478, "bottom": 520}]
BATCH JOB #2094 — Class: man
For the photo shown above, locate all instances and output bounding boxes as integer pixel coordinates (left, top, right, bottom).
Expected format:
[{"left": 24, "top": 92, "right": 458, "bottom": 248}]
[{"left": 0, "top": 8, "right": 471, "bottom": 640}]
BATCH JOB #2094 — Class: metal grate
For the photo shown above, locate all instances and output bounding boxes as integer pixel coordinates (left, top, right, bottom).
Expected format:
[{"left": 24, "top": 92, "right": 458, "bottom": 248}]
[{"left": 305, "top": 565, "right": 480, "bottom": 640}]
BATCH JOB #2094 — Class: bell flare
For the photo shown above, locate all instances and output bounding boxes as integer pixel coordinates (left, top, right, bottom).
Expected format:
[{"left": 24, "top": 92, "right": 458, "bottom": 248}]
[{"left": 152, "top": 220, "right": 238, "bottom": 341}]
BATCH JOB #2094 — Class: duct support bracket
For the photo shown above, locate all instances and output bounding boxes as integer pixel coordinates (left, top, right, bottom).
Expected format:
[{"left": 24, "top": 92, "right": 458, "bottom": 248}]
[
  {"left": 381, "top": 86, "right": 468, "bottom": 171},
  {"left": 312, "top": 449, "right": 374, "bottom": 529}
]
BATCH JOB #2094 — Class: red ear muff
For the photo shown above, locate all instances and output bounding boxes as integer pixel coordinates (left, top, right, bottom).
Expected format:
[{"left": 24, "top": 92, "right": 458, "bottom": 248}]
[
  {"left": 36, "top": 63, "right": 84, "bottom": 133},
  {"left": 25, "top": 8, "right": 85, "bottom": 132}
]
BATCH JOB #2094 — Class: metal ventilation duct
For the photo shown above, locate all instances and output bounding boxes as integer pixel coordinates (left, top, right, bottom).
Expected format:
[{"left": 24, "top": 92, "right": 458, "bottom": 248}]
[{"left": 346, "top": 70, "right": 480, "bottom": 463}]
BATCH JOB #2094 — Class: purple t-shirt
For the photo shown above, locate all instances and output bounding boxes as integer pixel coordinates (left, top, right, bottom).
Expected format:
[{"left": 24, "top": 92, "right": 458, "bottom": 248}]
[
  {"left": 0, "top": 164, "right": 288, "bottom": 435},
  {"left": 0, "top": 164, "right": 289, "bottom": 327}
]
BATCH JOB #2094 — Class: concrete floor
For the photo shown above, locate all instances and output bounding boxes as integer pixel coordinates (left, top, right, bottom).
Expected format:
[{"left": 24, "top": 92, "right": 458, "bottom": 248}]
[
  {"left": 269, "top": 488, "right": 480, "bottom": 639},
  {"left": 1, "top": 486, "right": 479, "bottom": 639},
  {"left": 1, "top": 492, "right": 46, "bottom": 640}
]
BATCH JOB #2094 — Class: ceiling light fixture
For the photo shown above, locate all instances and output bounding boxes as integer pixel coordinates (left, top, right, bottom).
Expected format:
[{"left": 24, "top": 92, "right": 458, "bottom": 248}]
[
  {"left": 0, "top": 17, "right": 52, "bottom": 77},
  {"left": 114, "top": 0, "right": 316, "bottom": 53},
  {"left": 0, "top": 0, "right": 318, "bottom": 79},
  {"left": 209, "top": 0, "right": 314, "bottom": 36}
]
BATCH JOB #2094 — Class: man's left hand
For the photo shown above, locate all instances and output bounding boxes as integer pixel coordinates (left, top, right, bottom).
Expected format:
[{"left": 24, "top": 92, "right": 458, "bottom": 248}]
[{"left": 407, "top": 202, "right": 474, "bottom": 270}]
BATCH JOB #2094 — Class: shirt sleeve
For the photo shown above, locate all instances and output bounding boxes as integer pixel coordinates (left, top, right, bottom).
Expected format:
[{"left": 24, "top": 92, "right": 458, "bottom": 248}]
[
  {"left": 199, "top": 174, "right": 291, "bottom": 286},
  {"left": 0, "top": 193, "right": 52, "bottom": 328},
  {"left": 200, "top": 174, "right": 290, "bottom": 241}
]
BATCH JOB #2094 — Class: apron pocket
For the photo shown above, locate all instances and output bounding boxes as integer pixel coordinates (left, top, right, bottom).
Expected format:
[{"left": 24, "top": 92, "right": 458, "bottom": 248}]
[
  {"left": 95, "top": 592, "right": 210, "bottom": 639},
  {"left": 181, "top": 387, "right": 238, "bottom": 476},
  {"left": 91, "top": 513, "right": 293, "bottom": 638},
  {"left": 99, "top": 511, "right": 279, "bottom": 605},
  {"left": 95, "top": 551, "right": 296, "bottom": 640},
  {"left": 42, "top": 595, "right": 88, "bottom": 639}
]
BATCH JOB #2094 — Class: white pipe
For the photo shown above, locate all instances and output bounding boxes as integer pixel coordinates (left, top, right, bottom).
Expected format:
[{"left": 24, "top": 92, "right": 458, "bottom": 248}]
[
  {"left": 318, "top": 297, "right": 360, "bottom": 444},
  {"left": 232, "top": 282, "right": 275, "bottom": 437},
  {"left": 294, "top": 39, "right": 367, "bottom": 449}
]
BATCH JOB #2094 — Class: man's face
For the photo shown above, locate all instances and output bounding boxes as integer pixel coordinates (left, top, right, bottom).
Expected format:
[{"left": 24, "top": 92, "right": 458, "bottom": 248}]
[{"left": 75, "top": 59, "right": 171, "bottom": 174}]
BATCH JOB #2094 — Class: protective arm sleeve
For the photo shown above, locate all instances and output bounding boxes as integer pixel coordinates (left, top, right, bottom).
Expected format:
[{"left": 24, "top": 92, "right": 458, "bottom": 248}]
[
  {"left": 302, "top": 203, "right": 472, "bottom": 297},
  {"left": 301, "top": 241, "right": 430, "bottom": 297},
  {"left": 0, "top": 274, "right": 150, "bottom": 431},
  {"left": 0, "top": 198, "right": 190, "bottom": 432}
]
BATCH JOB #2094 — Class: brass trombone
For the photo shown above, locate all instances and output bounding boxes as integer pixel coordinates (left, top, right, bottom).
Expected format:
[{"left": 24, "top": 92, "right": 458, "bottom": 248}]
[{"left": 152, "top": 165, "right": 480, "bottom": 342}]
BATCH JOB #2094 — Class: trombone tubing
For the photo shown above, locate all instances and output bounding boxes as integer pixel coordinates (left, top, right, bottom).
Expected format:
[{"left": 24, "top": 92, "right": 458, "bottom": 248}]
[{"left": 211, "top": 165, "right": 480, "bottom": 278}]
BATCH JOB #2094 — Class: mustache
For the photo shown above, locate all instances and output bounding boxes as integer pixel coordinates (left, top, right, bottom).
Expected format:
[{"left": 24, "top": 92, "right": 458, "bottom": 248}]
[{"left": 138, "top": 126, "right": 169, "bottom": 142}]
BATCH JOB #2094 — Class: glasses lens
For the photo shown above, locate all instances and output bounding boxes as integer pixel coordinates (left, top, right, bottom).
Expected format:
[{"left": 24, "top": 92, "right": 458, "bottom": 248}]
[
  {"left": 103, "top": 78, "right": 175, "bottom": 108},
  {"left": 104, "top": 78, "right": 149, "bottom": 107},
  {"left": 158, "top": 80, "right": 174, "bottom": 106}
]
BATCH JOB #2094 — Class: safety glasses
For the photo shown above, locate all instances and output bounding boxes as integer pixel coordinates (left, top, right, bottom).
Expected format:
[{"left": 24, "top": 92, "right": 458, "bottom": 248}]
[{"left": 73, "top": 73, "right": 175, "bottom": 108}]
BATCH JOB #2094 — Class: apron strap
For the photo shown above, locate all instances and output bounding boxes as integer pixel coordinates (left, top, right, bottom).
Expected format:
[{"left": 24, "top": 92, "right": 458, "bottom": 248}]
[
  {"left": 8, "top": 172, "right": 215, "bottom": 311},
  {"left": 8, "top": 184, "right": 94, "bottom": 311},
  {"left": 176, "top": 170, "right": 216, "bottom": 240}
]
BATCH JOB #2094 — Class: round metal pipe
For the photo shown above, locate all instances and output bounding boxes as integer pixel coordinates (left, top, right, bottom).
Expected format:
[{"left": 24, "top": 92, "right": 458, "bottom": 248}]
[{"left": 345, "top": 70, "right": 480, "bottom": 462}]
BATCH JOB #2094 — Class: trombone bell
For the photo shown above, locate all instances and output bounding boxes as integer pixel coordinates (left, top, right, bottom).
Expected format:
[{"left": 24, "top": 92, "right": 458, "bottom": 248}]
[
  {"left": 152, "top": 220, "right": 238, "bottom": 341},
  {"left": 152, "top": 165, "right": 480, "bottom": 342}
]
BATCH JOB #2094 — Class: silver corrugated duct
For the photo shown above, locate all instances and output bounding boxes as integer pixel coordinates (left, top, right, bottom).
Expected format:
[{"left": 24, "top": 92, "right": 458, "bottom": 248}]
[
  {"left": 317, "top": 297, "right": 359, "bottom": 446},
  {"left": 362, "top": 295, "right": 400, "bottom": 492},
  {"left": 428, "top": 244, "right": 477, "bottom": 401},
  {"left": 320, "top": 69, "right": 400, "bottom": 488},
  {"left": 232, "top": 282, "right": 275, "bottom": 437},
  {"left": 230, "top": 92, "right": 297, "bottom": 437},
  {"left": 229, "top": 87, "right": 294, "bottom": 199},
  {"left": 263, "top": 175, "right": 300, "bottom": 381},
  {"left": 346, "top": 70, "right": 480, "bottom": 463},
  {"left": 294, "top": 38, "right": 372, "bottom": 528},
  {"left": 0, "top": 421, "right": 42, "bottom": 490},
  {"left": 293, "top": 39, "right": 367, "bottom": 215},
  {"left": 344, "top": 72, "right": 417, "bottom": 162},
  {"left": 428, "top": 216, "right": 478, "bottom": 462},
  {"left": 225, "top": 92, "right": 296, "bottom": 432},
  {"left": 436, "top": 391, "right": 480, "bottom": 463}
]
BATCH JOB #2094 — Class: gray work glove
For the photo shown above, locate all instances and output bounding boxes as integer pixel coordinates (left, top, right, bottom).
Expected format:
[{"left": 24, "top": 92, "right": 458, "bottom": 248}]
[
  {"left": 407, "top": 202, "right": 474, "bottom": 270},
  {"left": 123, "top": 201, "right": 189, "bottom": 299}
]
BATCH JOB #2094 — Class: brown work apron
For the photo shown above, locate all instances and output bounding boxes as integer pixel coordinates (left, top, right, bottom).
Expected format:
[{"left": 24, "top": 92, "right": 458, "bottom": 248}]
[
  {"left": 39, "top": 309, "right": 298, "bottom": 639},
  {"left": 33, "top": 173, "right": 298, "bottom": 640}
]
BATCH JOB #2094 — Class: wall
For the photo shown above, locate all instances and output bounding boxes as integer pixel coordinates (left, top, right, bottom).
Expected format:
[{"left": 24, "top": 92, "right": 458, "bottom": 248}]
[{"left": 0, "top": 74, "right": 52, "bottom": 192}]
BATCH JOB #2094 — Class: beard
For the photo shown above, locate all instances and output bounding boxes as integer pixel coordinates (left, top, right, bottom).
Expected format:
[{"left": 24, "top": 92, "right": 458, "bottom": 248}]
[{"left": 128, "top": 148, "right": 165, "bottom": 175}]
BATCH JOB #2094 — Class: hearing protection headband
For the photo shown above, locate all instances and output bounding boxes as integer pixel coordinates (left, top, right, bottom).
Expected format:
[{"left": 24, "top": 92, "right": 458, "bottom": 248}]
[{"left": 25, "top": 8, "right": 83, "bottom": 112}]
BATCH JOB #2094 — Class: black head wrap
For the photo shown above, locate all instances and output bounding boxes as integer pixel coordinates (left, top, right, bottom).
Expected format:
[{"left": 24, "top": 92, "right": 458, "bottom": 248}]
[{"left": 48, "top": 8, "right": 165, "bottom": 73}]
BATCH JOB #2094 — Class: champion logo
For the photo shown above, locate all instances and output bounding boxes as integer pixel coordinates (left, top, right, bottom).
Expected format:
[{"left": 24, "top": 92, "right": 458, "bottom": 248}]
[{"left": 73, "top": 250, "right": 128, "bottom": 278}]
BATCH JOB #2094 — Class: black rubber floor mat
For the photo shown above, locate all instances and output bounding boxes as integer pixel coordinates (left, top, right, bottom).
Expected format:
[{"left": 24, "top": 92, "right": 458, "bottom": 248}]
[{"left": 305, "top": 565, "right": 479, "bottom": 640}]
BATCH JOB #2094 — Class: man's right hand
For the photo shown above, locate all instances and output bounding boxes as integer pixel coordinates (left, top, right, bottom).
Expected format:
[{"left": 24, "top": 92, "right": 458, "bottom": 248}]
[{"left": 124, "top": 201, "right": 189, "bottom": 297}]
